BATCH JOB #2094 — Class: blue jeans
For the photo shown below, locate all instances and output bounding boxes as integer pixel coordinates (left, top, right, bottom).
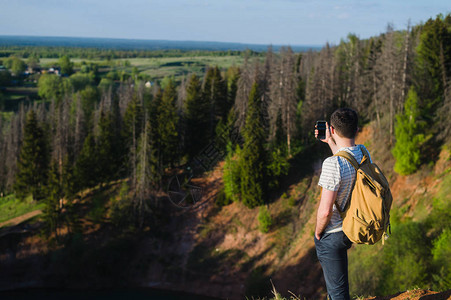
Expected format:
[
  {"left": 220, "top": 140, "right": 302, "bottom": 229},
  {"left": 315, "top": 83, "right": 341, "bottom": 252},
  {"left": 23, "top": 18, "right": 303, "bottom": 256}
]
[{"left": 314, "top": 231, "right": 352, "bottom": 300}]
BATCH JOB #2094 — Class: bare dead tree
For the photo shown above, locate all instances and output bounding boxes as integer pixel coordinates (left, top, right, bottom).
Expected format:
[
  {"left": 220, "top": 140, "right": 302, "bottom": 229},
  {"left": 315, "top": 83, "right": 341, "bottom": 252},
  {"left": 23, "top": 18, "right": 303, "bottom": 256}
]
[
  {"left": 438, "top": 78, "right": 451, "bottom": 142},
  {"left": 400, "top": 21, "right": 412, "bottom": 112},
  {"left": 374, "top": 24, "right": 405, "bottom": 144},
  {"left": 5, "top": 105, "right": 26, "bottom": 191},
  {"left": 301, "top": 45, "right": 336, "bottom": 136},
  {"left": 118, "top": 81, "right": 134, "bottom": 118},
  {"left": 73, "top": 93, "right": 86, "bottom": 157},
  {"left": 268, "top": 47, "right": 298, "bottom": 156},
  {"left": 134, "top": 116, "right": 154, "bottom": 228},
  {"left": 234, "top": 56, "right": 255, "bottom": 130},
  {"left": 0, "top": 117, "right": 6, "bottom": 194}
]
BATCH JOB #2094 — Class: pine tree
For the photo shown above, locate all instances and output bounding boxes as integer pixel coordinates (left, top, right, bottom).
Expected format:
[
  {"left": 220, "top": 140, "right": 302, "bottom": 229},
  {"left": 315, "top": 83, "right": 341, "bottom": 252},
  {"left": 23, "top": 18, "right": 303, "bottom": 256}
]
[
  {"left": 122, "top": 94, "right": 144, "bottom": 184},
  {"left": 184, "top": 73, "right": 210, "bottom": 160},
  {"left": 43, "top": 162, "right": 62, "bottom": 239},
  {"left": 203, "top": 66, "right": 228, "bottom": 137},
  {"left": 157, "top": 78, "right": 179, "bottom": 168},
  {"left": 240, "top": 83, "right": 267, "bottom": 208},
  {"left": 392, "top": 87, "right": 426, "bottom": 175},
  {"left": 14, "top": 110, "right": 49, "bottom": 201},
  {"left": 226, "top": 66, "right": 240, "bottom": 112},
  {"left": 96, "top": 110, "right": 118, "bottom": 184},
  {"left": 74, "top": 133, "right": 98, "bottom": 189},
  {"left": 148, "top": 87, "right": 163, "bottom": 185},
  {"left": 59, "top": 55, "right": 74, "bottom": 76},
  {"left": 417, "top": 15, "right": 451, "bottom": 106}
]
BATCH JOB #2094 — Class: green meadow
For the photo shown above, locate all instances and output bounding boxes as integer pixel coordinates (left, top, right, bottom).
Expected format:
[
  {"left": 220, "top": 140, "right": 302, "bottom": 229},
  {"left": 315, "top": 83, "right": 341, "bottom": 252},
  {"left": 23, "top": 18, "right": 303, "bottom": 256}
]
[{"left": 40, "top": 55, "right": 250, "bottom": 81}]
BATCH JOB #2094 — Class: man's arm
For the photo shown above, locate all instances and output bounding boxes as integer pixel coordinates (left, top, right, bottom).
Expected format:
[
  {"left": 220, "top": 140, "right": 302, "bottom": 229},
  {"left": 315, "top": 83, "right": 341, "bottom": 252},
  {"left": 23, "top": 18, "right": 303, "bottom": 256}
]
[{"left": 315, "top": 188, "right": 338, "bottom": 240}]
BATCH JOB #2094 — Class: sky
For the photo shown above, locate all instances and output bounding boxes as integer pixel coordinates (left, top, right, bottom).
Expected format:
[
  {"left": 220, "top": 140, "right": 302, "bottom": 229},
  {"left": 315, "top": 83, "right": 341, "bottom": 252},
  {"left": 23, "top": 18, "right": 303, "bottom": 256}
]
[{"left": 0, "top": 0, "right": 449, "bottom": 46}]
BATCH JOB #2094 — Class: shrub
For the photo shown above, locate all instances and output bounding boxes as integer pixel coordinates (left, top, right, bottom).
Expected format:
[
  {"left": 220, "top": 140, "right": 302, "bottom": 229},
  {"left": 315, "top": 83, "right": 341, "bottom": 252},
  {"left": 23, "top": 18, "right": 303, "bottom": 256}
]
[
  {"left": 215, "top": 187, "right": 232, "bottom": 207},
  {"left": 258, "top": 206, "right": 272, "bottom": 233},
  {"left": 223, "top": 143, "right": 241, "bottom": 203}
]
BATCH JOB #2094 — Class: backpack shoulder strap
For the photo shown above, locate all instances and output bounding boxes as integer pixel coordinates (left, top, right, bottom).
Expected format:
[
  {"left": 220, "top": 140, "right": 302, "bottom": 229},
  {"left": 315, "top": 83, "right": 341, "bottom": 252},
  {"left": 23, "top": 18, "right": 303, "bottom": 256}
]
[
  {"left": 359, "top": 145, "right": 370, "bottom": 161},
  {"left": 333, "top": 150, "right": 360, "bottom": 215},
  {"left": 334, "top": 150, "right": 359, "bottom": 170}
]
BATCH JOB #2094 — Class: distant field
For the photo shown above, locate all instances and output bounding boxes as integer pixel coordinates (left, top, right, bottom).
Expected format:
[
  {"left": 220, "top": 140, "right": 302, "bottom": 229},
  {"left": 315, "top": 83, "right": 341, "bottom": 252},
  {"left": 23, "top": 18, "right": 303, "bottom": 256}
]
[
  {"left": 40, "top": 55, "right": 255, "bottom": 81},
  {"left": 126, "top": 56, "right": 248, "bottom": 79}
]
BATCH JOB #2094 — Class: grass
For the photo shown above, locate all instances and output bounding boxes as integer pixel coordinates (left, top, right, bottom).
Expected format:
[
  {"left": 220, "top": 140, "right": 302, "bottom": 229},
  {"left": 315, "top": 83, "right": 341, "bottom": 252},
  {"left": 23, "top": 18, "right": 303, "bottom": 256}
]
[
  {"left": 249, "top": 280, "right": 304, "bottom": 300},
  {"left": 0, "top": 194, "right": 45, "bottom": 225},
  {"left": 113, "top": 56, "right": 248, "bottom": 81},
  {"left": 40, "top": 55, "right": 253, "bottom": 82}
]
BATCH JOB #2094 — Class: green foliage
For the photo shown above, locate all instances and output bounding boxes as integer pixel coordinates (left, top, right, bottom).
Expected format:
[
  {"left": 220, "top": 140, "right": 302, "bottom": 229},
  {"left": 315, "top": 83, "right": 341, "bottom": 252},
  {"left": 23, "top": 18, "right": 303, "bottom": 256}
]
[
  {"left": 26, "top": 55, "right": 40, "bottom": 69},
  {"left": 223, "top": 143, "right": 242, "bottom": 203},
  {"left": 4, "top": 56, "right": 26, "bottom": 75},
  {"left": 122, "top": 94, "right": 144, "bottom": 172},
  {"left": 184, "top": 73, "right": 210, "bottom": 160},
  {"left": 157, "top": 78, "right": 179, "bottom": 168},
  {"left": 69, "top": 73, "right": 94, "bottom": 92},
  {"left": 349, "top": 221, "right": 431, "bottom": 297},
  {"left": 87, "top": 194, "right": 108, "bottom": 224},
  {"left": 416, "top": 14, "right": 451, "bottom": 104},
  {"left": 240, "top": 83, "right": 267, "bottom": 208},
  {"left": 98, "top": 78, "right": 114, "bottom": 93},
  {"left": 38, "top": 74, "right": 69, "bottom": 102},
  {"left": 43, "top": 162, "right": 62, "bottom": 238},
  {"left": 431, "top": 228, "right": 451, "bottom": 290},
  {"left": 96, "top": 110, "right": 121, "bottom": 184},
  {"left": 348, "top": 244, "right": 384, "bottom": 297},
  {"left": 380, "top": 221, "right": 430, "bottom": 294},
  {"left": 74, "top": 133, "right": 98, "bottom": 189},
  {"left": 78, "top": 85, "right": 99, "bottom": 121},
  {"left": 392, "top": 87, "right": 426, "bottom": 175},
  {"left": 134, "top": 120, "right": 159, "bottom": 224},
  {"left": 215, "top": 187, "right": 232, "bottom": 207},
  {"left": 226, "top": 66, "right": 240, "bottom": 109},
  {"left": 58, "top": 55, "right": 74, "bottom": 75},
  {"left": 203, "top": 66, "right": 228, "bottom": 124},
  {"left": 109, "top": 181, "right": 134, "bottom": 229},
  {"left": 0, "top": 69, "right": 12, "bottom": 86},
  {"left": 258, "top": 206, "right": 273, "bottom": 233},
  {"left": 14, "top": 110, "right": 49, "bottom": 201},
  {"left": 160, "top": 75, "right": 174, "bottom": 90},
  {"left": 267, "top": 145, "right": 290, "bottom": 189}
]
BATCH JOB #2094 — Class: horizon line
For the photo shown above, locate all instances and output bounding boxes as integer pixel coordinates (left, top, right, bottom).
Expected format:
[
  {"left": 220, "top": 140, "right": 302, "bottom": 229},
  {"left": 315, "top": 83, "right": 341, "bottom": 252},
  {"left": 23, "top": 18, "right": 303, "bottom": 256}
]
[{"left": 0, "top": 34, "right": 323, "bottom": 49}]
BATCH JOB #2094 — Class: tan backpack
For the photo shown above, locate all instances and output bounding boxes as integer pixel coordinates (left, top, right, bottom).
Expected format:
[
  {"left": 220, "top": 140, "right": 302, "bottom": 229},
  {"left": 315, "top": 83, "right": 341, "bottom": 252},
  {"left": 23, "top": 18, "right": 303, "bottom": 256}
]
[{"left": 334, "top": 147, "right": 393, "bottom": 245}]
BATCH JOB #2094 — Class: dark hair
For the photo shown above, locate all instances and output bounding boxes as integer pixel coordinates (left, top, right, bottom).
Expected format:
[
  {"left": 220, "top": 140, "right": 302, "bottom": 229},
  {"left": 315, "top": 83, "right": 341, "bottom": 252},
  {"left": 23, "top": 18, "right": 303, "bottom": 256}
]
[{"left": 330, "top": 108, "right": 358, "bottom": 138}]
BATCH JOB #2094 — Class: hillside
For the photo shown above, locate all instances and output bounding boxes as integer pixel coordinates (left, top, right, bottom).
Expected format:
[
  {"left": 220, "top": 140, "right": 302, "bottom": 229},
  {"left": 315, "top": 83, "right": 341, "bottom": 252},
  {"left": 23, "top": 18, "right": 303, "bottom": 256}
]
[
  {"left": 0, "top": 123, "right": 450, "bottom": 299},
  {"left": 365, "top": 289, "right": 451, "bottom": 300}
]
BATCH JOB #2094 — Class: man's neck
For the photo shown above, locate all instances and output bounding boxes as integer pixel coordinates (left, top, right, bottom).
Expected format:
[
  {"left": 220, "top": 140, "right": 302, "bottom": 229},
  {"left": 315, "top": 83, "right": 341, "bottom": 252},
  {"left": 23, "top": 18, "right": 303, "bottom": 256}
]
[
  {"left": 328, "top": 134, "right": 357, "bottom": 155},
  {"left": 335, "top": 138, "right": 356, "bottom": 150}
]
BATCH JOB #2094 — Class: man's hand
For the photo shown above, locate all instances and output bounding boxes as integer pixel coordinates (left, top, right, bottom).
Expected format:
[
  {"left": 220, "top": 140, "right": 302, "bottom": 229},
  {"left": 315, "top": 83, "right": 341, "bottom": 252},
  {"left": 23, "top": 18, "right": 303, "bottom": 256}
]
[
  {"left": 315, "top": 231, "right": 322, "bottom": 241},
  {"left": 315, "top": 121, "right": 332, "bottom": 143},
  {"left": 315, "top": 122, "right": 338, "bottom": 154}
]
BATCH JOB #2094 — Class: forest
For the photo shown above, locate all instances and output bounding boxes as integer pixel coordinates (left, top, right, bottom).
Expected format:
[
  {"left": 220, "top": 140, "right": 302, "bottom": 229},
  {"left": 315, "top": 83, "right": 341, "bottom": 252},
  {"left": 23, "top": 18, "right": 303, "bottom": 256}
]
[{"left": 0, "top": 13, "right": 450, "bottom": 300}]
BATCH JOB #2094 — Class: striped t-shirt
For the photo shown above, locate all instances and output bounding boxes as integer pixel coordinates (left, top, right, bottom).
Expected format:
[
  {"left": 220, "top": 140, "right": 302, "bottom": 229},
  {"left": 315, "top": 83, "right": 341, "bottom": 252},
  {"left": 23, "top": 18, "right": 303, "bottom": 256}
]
[{"left": 318, "top": 144, "right": 372, "bottom": 233}]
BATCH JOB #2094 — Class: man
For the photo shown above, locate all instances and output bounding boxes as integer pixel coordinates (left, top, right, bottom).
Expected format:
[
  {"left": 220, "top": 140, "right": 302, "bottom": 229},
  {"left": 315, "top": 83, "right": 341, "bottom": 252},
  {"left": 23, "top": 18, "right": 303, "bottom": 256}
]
[{"left": 314, "top": 107, "right": 372, "bottom": 300}]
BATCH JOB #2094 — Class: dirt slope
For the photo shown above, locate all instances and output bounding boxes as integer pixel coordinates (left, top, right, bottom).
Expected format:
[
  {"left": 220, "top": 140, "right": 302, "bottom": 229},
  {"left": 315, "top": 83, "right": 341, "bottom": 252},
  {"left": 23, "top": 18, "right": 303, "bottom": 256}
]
[{"left": 366, "top": 289, "right": 451, "bottom": 300}]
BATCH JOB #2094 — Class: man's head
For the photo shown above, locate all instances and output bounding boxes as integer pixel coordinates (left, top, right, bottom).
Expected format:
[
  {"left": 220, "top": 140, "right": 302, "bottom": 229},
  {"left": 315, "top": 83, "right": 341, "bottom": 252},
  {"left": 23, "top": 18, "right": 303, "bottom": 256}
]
[{"left": 330, "top": 108, "right": 358, "bottom": 139}]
